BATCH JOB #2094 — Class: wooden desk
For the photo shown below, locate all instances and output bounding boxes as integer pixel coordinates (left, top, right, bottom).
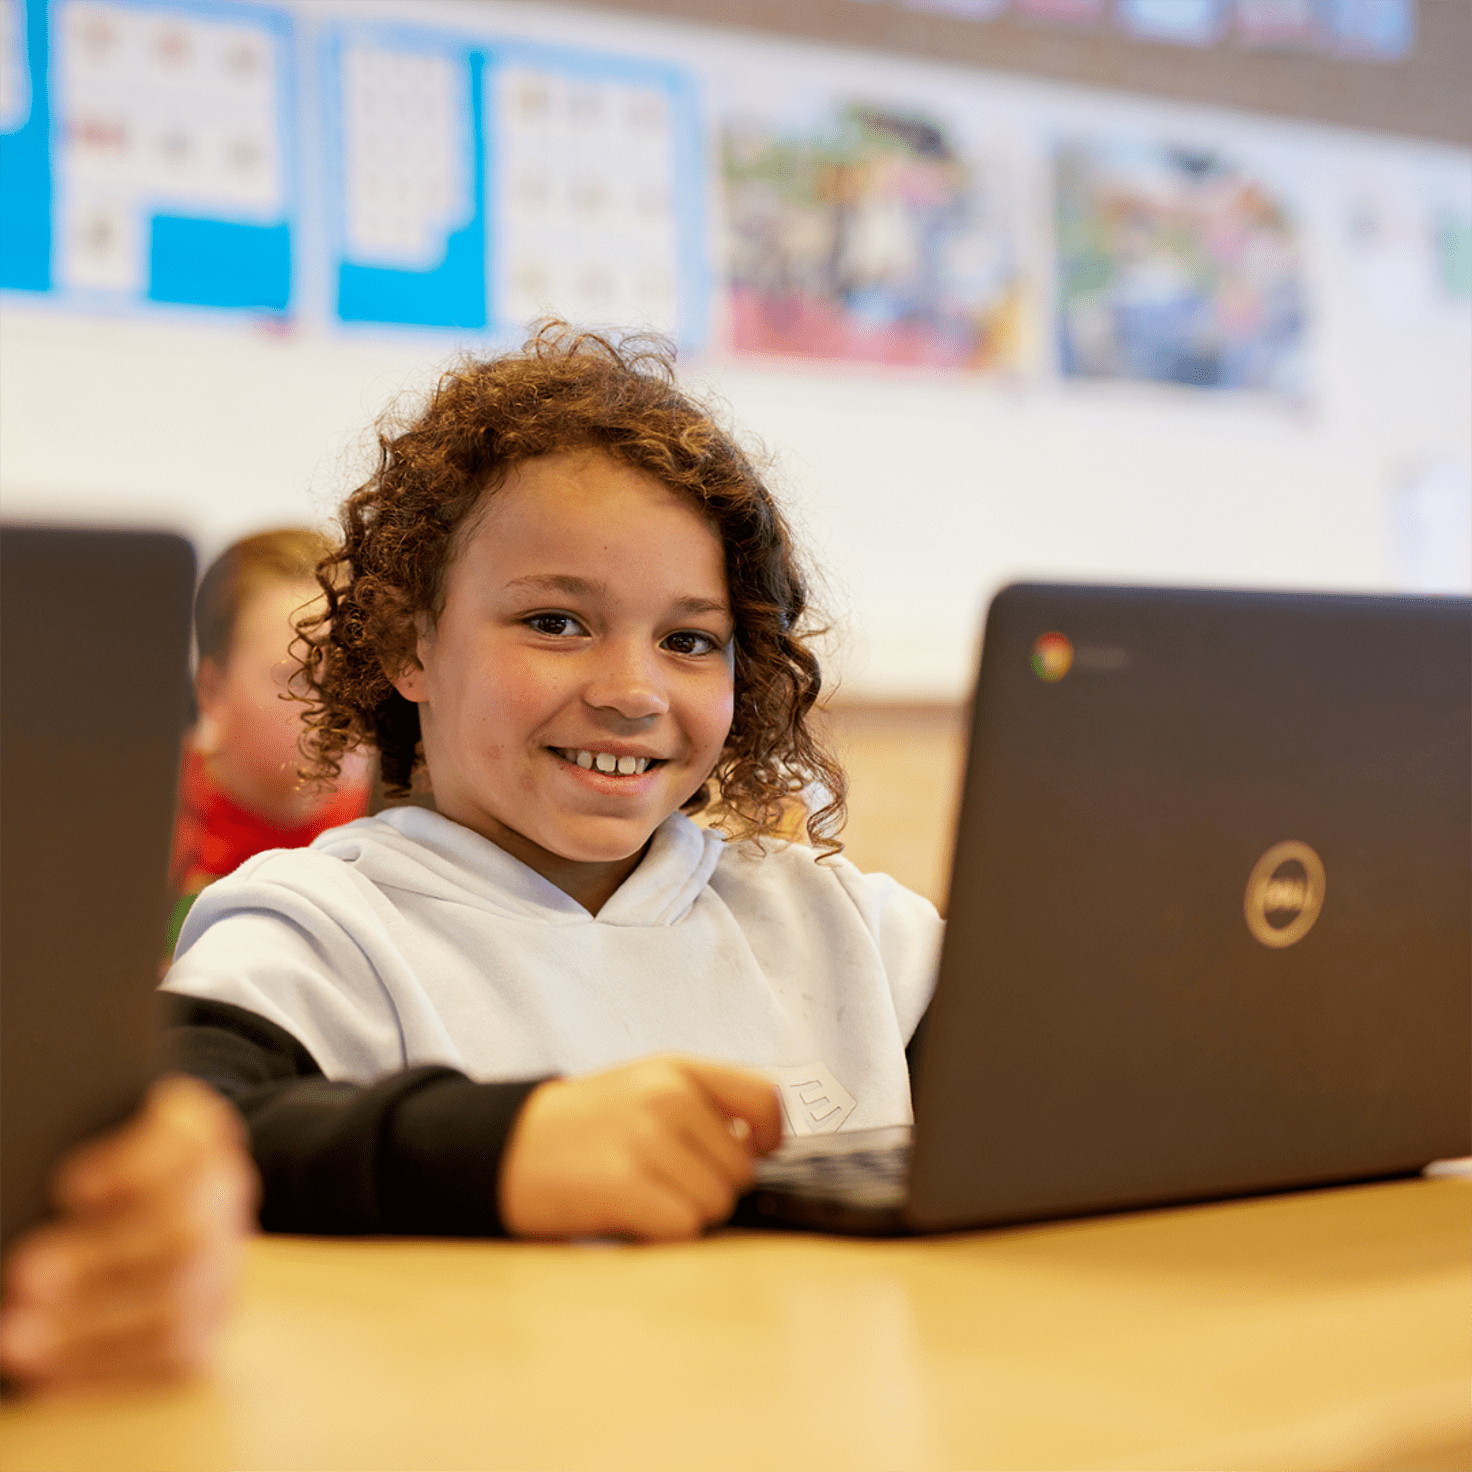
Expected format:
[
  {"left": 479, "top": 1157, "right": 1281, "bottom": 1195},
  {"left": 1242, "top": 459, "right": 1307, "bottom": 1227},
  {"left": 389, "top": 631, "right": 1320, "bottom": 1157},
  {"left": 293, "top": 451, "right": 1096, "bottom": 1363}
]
[{"left": 2, "top": 1176, "right": 1467, "bottom": 1472}]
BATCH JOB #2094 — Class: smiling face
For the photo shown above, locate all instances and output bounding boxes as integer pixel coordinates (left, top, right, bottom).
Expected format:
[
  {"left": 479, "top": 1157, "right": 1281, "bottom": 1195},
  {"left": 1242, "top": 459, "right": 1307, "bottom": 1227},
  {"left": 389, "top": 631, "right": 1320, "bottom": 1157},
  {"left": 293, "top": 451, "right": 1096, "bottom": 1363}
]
[{"left": 391, "top": 450, "right": 736, "bottom": 913}]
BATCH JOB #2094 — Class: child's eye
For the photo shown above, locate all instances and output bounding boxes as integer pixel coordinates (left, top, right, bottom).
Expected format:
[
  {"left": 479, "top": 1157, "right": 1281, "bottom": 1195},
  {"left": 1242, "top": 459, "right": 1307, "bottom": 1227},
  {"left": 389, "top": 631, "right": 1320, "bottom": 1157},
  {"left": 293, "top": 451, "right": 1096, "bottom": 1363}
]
[
  {"left": 661, "top": 630, "right": 720, "bottom": 656},
  {"left": 525, "top": 612, "right": 588, "bottom": 638}
]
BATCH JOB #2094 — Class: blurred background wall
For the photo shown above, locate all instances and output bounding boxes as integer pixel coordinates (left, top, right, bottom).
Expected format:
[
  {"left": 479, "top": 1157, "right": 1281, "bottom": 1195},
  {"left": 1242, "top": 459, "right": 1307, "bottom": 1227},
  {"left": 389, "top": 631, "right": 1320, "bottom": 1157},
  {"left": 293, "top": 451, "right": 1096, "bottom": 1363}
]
[
  {"left": 2, "top": 0, "right": 1460, "bottom": 894},
  {"left": 2, "top": 0, "right": 1468, "bottom": 721}
]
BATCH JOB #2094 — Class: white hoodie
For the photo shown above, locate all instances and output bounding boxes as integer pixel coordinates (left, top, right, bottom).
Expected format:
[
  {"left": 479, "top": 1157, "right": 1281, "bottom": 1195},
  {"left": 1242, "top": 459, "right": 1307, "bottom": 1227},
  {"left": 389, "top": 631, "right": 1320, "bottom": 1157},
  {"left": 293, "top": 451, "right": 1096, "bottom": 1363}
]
[{"left": 163, "top": 806, "right": 942, "bottom": 1133}]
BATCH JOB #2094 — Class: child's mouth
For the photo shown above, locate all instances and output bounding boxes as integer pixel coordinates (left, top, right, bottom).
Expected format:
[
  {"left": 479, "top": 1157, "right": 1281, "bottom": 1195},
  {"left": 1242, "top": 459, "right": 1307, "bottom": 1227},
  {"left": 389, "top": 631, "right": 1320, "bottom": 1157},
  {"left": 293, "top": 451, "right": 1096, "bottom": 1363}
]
[{"left": 555, "top": 748, "right": 663, "bottom": 777}]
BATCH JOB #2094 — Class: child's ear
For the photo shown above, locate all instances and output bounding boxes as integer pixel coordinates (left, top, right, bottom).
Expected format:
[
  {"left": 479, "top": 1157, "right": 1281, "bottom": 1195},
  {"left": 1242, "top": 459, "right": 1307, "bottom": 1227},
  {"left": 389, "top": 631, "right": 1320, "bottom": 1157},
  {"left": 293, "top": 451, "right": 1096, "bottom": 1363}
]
[
  {"left": 389, "top": 656, "right": 426, "bottom": 704},
  {"left": 388, "top": 614, "right": 432, "bottom": 702},
  {"left": 195, "top": 656, "right": 225, "bottom": 717}
]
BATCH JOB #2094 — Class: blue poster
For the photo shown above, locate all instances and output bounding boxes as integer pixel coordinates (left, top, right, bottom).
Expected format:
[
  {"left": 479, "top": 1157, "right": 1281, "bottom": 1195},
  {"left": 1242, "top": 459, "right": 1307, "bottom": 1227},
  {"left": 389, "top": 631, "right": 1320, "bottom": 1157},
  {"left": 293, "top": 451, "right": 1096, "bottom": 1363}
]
[
  {"left": 3, "top": 0, "right": 295, "bottom": 312},
  {"left": 0, "top": 0, "right": 51, "bottom": 291}
]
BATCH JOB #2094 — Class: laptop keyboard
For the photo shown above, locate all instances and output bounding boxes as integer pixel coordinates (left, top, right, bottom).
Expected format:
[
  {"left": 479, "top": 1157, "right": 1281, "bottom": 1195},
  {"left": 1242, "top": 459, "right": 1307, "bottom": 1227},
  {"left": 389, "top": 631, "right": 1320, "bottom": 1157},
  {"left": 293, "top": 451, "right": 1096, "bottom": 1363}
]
[{"left": 752, "top": 1125, "right": 913, "bottom": 1208}]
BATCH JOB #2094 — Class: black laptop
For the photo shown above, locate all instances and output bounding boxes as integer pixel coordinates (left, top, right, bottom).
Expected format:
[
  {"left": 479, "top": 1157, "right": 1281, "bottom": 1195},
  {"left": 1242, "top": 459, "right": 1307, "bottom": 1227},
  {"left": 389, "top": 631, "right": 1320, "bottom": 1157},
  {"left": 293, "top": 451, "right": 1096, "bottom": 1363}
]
[
  {"left": 745, "top": 583, "right": 1472, "bottom": 1234},
  {"left": 1, "top": 525, "right": 195, "bottom": 1253}
]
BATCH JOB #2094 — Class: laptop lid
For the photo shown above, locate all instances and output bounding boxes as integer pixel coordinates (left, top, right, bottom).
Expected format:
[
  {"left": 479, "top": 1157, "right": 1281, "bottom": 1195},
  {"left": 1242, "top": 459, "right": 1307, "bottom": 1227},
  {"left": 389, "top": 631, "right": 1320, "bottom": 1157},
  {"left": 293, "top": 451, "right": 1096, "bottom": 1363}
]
[
  {"left": 906, "top": 583, "right": 1471, "bottom": 1233},
  {"left": 1, "top": 525, "right": 195, "bottom": 1253}
]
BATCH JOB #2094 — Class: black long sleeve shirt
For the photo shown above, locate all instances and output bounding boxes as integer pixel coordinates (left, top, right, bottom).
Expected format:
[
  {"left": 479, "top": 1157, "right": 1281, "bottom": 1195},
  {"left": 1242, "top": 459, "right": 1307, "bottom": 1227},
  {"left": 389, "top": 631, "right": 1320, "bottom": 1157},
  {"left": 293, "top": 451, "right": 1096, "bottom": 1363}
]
[{"left": 167, "top": 996, "right": 542, "bottom": 1235}]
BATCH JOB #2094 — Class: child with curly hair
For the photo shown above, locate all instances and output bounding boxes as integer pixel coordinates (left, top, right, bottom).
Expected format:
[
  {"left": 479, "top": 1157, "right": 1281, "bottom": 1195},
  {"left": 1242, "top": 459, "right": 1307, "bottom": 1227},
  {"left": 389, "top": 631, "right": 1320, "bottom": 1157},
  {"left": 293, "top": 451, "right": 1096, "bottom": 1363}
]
[{"left": 163, "top": 324, "right": 941, "bottom": 1242}]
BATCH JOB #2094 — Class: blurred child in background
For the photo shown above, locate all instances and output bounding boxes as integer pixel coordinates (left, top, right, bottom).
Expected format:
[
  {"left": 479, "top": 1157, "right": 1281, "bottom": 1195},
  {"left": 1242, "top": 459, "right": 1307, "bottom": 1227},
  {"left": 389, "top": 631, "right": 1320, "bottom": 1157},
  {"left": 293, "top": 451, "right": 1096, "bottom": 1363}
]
[{"left": 168, "top": 529, "right": 370, "bottom": 947}]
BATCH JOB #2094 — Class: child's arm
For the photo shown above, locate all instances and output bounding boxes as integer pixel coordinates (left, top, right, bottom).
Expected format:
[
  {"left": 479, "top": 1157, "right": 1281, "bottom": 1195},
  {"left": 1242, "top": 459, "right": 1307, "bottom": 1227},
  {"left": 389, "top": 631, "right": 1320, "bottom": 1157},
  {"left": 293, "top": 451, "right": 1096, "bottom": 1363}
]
[
  {"left": 0, "top": 1076, "right": 256, "bottom": 1390},
  {"left": 169, "top": 995, "right": 542, "bottom": 1235},
  {"left": 168, "top": 998, "right": 780, "bottom": 1242}
]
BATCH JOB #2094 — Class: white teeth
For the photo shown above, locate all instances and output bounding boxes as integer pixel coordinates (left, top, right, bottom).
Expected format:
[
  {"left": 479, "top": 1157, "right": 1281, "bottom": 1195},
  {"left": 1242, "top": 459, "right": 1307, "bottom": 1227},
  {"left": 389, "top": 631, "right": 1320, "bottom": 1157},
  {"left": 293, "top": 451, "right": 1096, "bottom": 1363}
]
[{"left": 565, "top": 749, "right": 652, "bottom": 775}]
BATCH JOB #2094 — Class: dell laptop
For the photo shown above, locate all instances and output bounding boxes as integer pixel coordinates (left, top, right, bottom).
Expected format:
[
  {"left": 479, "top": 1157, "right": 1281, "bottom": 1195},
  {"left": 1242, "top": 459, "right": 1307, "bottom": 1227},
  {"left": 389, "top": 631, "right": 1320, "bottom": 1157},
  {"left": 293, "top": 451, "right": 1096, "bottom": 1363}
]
[{"left": 745, "top": 583, "right": 1472, "bottom": 1234}]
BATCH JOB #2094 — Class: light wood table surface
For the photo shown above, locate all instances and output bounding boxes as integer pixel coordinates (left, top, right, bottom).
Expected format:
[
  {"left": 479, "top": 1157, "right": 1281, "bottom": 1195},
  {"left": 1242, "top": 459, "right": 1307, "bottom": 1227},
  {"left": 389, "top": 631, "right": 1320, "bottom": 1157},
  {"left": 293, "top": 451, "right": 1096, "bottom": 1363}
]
[{"left": 2, "top": 1176, "right": 1467, "bottom": 1472}]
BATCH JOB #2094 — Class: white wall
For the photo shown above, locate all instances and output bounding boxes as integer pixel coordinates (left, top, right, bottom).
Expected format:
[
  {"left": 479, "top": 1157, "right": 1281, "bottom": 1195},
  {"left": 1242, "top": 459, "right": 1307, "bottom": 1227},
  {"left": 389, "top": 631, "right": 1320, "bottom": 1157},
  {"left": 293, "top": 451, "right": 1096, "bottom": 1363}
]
[{"left": 3, "top": 0, "right": 1468, "bottom": 698}]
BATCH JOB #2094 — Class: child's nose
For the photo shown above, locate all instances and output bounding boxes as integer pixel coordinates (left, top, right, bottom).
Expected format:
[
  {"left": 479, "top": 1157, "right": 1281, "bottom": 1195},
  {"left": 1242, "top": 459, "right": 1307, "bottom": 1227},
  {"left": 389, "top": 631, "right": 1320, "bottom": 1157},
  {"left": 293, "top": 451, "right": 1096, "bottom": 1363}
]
[{"left": 584, "top": 642, "right": 670, "bottom": 722}]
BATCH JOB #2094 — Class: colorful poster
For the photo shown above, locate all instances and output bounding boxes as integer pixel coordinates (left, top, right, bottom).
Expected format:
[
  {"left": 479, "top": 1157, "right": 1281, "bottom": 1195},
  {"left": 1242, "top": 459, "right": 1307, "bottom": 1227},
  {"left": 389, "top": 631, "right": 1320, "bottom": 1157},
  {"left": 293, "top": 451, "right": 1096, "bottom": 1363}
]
[
  {"left": 1054, "top": 138, "right": 1307, "bottom": 393},
  {"left": 489, "top": 52, "right": 698, "bottom": 340},
  {"left": 722, "top": 99, "right": 1024, "bottom": 370},
  {"left": 51, "top": 0, "right": 292, "bottom": 309}
]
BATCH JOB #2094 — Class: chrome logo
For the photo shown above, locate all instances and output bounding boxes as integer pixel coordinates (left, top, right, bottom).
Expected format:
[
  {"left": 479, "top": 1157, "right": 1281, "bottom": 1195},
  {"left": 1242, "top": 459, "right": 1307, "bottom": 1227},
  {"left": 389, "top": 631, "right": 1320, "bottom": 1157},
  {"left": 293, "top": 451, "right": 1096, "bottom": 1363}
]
[
  {"left": 1031, "top": 632, "right": 1074, "bottom": 682},
  {"left": 1244, "top": 841, "right": 1326, "bottom": 949}
]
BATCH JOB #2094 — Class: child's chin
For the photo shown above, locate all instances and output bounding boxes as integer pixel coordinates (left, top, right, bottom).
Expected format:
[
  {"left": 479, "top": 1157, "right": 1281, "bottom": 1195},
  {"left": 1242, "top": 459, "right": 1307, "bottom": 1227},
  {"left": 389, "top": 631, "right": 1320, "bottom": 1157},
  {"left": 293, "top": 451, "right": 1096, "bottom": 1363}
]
[{"left": 541, "top": 818, "right": 665, "bottom": 865}]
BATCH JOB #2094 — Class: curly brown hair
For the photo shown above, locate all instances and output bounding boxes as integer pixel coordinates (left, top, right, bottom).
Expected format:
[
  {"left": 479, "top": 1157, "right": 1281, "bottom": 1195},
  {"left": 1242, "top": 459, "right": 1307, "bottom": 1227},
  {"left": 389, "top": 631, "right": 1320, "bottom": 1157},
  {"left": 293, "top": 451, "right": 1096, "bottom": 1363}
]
[{"left": 296, "top": 322, "right": 846, "bottom": 851}]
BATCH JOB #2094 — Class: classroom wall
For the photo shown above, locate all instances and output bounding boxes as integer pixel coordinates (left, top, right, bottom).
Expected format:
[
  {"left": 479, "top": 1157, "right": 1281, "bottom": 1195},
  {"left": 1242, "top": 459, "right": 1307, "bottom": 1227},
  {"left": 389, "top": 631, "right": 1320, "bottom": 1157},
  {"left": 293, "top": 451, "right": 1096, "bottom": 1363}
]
[{"left": 2, "top": 0, "right": 1468, "bottom": 700}]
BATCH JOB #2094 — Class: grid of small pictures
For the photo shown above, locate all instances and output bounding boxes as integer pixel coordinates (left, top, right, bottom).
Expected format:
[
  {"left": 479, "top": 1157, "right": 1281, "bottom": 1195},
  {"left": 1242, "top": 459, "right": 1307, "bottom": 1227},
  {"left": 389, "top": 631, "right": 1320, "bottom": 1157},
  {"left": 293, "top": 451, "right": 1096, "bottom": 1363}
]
[
  {"left": 489, "top": 59, "right": 687, "bottom": 336},
  {"left": 53, "top": 0, "right": 289, "bottom": 305},
  {"left": 339, "top": 41, "right": 473, "bottom": 272}
]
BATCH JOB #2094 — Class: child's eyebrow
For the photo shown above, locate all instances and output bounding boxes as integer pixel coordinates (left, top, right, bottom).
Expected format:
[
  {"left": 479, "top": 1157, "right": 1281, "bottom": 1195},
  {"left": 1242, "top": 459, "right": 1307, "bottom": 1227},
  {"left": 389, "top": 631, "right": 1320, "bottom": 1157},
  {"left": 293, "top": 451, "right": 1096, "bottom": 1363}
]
[
  {"left": 503, "top": 574, "right": 601, "bottom": 599},
  {"left": 504, "top": 574, "right": 731, "bottom": 621}
]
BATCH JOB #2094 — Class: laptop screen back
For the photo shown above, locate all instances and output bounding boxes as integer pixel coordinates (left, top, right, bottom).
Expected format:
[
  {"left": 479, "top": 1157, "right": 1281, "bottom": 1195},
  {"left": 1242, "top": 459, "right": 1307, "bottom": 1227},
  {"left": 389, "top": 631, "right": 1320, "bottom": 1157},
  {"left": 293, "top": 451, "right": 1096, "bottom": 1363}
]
[
  {"left": 908, "top": 584, "right": 1472, "bottom": 1232},
  {"left": 1, "top": 526, "right": 195, "bottom": 1252}
]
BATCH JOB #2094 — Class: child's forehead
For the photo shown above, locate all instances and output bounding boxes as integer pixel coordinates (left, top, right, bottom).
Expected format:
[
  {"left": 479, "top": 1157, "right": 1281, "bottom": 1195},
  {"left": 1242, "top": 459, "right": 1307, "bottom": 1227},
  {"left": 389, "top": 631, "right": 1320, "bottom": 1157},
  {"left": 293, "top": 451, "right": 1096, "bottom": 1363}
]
[
  {"left": 231, "top": 574, "right": 322, "bottom": 641},
  {"left": 460, "top": 451, "right": 719, "bottom": 550},
  {"left": 235, "top": 571, "right": 317, "bottom": 617},
  {"left": 429, "top": 459, "right": 727, "bottom": 615}
]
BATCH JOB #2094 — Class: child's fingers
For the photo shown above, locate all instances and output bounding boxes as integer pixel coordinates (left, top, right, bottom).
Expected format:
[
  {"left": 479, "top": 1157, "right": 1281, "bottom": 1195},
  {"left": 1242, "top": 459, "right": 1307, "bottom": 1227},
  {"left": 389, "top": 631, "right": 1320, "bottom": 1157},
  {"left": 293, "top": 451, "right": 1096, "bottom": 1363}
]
[
  {"left": 0, "top": 1258, "right": 226, "bottom": 1388},
  {"left": 0, "top": 1079, "right": 254, "bottom": 1391},
  {"left": 620, "top": 1060, "right": 760, "bottom": 1192},
  {"left": 53, "top": 1075, "right": 249, "bottom": 1216},
  {"left": 0, "top": 1197, "right": 244, "bottom": 1389},
  {"left": 6, "top": 1172, "right": 230, "bottom": 1311},
  {"left": 641, "top": 1119, "right": 750, "bottom": 1226},
  {"left": 602, "top": 1173, "right": 715, "bottom": 1243},
  {"left": 499, "top": 1056, "right": 787, "bottom": 1242},
  {"left": 680, "top": 1060, "right": 784, "bottom": 1156}
]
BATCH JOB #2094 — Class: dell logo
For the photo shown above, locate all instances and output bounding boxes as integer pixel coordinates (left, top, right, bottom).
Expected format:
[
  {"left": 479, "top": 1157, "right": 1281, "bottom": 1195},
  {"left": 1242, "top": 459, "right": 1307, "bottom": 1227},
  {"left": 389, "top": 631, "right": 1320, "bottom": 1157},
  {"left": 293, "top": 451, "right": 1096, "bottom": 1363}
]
[{"left": 1244, "top": 840, "right": 1326, "bottom": 949}]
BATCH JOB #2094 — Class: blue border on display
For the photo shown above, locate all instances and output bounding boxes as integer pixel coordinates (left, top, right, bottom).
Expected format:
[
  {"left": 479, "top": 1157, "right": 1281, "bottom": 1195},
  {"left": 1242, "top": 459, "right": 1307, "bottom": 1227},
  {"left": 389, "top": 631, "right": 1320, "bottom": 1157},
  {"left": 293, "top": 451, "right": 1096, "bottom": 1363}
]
[{"left": 0, "top": 0, "right": 52, "bottom": 291}]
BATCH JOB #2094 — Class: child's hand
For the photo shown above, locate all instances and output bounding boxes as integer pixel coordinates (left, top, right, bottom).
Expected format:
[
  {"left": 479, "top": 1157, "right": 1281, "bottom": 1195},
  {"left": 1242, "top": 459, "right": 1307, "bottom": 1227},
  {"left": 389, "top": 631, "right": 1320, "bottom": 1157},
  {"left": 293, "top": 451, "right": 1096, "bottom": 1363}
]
[
  {"left": 499, "top": 1056, "right": 782, "bottom": 1241},
  {"left": 0, "top": 1075, "right": 258, "bottom": 1392}
]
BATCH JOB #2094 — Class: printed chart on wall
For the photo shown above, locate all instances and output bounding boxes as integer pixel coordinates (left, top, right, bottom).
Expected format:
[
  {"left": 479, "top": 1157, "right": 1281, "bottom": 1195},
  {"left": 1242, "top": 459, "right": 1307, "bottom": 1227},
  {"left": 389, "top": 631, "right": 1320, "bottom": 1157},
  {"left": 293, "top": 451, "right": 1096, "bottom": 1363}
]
[
  {"left": 323, "top": 22, "right": 486, "bottom": 330},
  {"left": 323, "top": 24, "right": 706, "bottom": 344},
  {"left": 0, "top": 0, "right": 294, "bottom": 312},
  {"left": 487, "top": 44, "right": 705, "bottom": 345},
  {"left": 718, "top": 74, "right": 1029, "bottom": 372},
  {"left": 1053, "top": 136, "right": 1308, "bottom": 396}
]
